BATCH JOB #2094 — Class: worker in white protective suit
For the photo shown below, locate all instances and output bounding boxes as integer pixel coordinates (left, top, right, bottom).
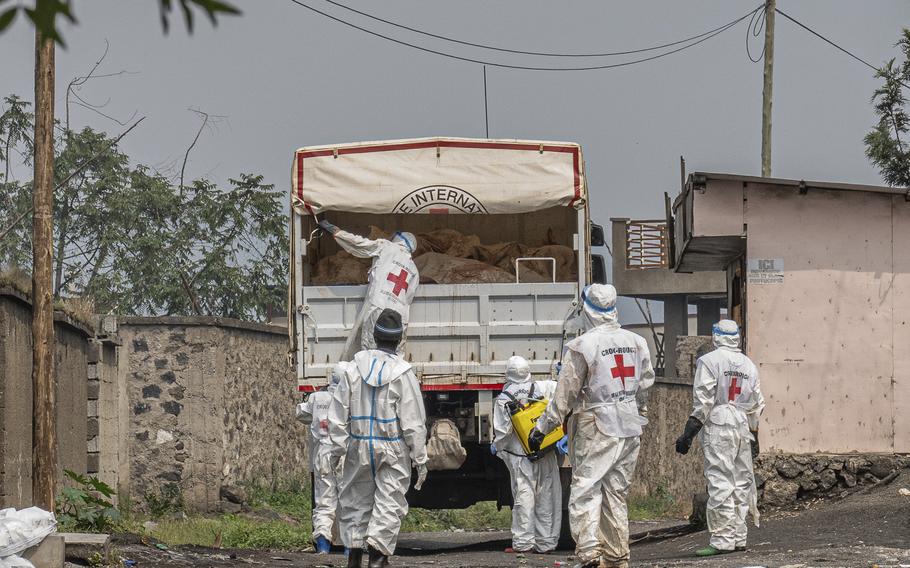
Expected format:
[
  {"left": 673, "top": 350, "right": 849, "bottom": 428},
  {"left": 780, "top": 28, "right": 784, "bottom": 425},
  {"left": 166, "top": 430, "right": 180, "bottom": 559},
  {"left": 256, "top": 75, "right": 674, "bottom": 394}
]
[
  {"left": 675, "top": 319, "right": 765, "bottom": 557},
  {"left": 528, "top": 284, "right": 654, "bottom": 568},
  {"left": 296, "top": 361, "right": 351, "bottom": 554},
  {"left": 328, "top": 308, "right": 428, "bottom": 568},
  {"left": 492, "top": 355, "right": 562, "bottom": 554},
  {"left": 318, "top": 218, "right": 418, "bottom": 360}
]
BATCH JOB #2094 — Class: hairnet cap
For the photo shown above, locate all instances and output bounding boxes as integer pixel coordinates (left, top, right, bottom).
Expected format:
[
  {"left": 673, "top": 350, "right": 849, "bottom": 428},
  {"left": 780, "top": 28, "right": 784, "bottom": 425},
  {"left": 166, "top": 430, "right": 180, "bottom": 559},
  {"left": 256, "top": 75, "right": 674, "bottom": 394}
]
[
  {"left": 713, "top": 319, "right": 739, "bottom": 336},
  {"left": 374, "top": 308, "right": 404, "bottom": 343},
  {"left": 505, "top": 355, "right": 531, "bottom": 384},
  {"left": 583, "top": 284, "right": 617, "bottom": 312},
  {"left": 712, "top": 318, "right": 741, "bottom": 350},
  {"left": 392, "top": 231, "right": 416, "bottom": 253},
  {"left": 329, "top": 361, "right": 348, "bottom": 387}
]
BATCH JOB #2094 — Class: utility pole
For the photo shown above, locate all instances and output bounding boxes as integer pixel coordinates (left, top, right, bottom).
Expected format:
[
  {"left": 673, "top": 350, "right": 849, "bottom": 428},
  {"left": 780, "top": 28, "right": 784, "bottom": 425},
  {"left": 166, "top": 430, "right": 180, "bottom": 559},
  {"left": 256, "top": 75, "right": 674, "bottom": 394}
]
[
  {"left": 761, "top": 0, "right": 776, "bottom": 177},
  {"left": 32, "top": 25, "right": 57, "bottom": 511}
]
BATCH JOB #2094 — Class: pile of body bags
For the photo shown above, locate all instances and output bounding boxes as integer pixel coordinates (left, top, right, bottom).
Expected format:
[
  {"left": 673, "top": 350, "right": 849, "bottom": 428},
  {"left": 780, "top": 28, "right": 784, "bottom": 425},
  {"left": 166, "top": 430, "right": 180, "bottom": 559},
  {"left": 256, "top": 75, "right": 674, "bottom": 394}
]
[
  {"left": 0, "top": 508, "right": 56, "bottom": 568},
  {"left": 312, "top": 227, "right": 577, "bottom": 285}
]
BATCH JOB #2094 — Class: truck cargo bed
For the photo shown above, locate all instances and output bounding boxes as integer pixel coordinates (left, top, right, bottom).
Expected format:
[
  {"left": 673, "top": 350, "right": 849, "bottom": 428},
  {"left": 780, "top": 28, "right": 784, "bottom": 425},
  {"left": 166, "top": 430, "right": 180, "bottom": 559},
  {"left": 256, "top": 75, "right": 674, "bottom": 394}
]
[{"left": 297, "top": 281, "right": 577, "bottom": 390}]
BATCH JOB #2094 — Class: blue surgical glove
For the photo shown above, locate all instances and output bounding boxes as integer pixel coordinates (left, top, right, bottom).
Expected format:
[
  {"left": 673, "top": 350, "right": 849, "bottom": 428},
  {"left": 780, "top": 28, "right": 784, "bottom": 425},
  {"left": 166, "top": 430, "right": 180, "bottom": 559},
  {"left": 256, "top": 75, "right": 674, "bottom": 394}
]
[
  {"left": 490, "top": 443, "right": 497, "bottom": 456},
  {"left": 556, "top": 435, "right": 569, "bottom": 456},
  {"left": 318, "top": 218, "right": 339, "bottom": 235},
  {"left": 555, "top": 362, "right": 563, "bottom": 375}
]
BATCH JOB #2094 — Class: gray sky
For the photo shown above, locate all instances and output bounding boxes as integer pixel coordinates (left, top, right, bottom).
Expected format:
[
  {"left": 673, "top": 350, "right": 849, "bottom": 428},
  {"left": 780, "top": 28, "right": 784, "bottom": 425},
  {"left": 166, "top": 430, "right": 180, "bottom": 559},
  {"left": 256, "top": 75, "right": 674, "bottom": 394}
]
[{"left": 2, "top": 0, "right": 908, "bottom": 320}]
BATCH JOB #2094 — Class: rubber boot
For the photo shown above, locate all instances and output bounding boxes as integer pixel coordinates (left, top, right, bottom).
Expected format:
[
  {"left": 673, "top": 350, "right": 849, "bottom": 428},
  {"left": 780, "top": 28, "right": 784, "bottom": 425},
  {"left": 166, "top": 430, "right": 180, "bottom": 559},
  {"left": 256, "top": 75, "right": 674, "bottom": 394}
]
[
  {"left": 346, "top": 548, "right": 363, "bottom": 568},
  {"left": 695, "top": 545, "right": 734, "bottom": 557},
  {"left": 315, "top": 535, "right": 331, "bottom": 554},
  {"left": 367, "top": 544, "right": 389, "bottom": 568}
]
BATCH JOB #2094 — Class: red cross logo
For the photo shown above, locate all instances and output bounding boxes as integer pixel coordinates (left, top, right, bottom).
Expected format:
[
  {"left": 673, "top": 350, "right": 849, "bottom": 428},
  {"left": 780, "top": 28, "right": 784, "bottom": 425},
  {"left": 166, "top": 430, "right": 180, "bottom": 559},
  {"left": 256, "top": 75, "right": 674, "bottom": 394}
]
[
  {"left": 610, "top": 354, "right": 636, "bottom": 390},
  {"left": 728, "top": 377, "right": 742, "bottom": 402},
  {"left": 386, "top": 269, "right": 410, "bottom": 296}
]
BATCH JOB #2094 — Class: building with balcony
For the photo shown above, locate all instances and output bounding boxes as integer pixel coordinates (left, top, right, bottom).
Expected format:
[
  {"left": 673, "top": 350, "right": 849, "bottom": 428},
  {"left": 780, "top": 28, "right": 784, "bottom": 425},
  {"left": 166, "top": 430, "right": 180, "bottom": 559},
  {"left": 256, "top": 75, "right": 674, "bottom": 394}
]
[
  {"left": 670, "top": 171, "right": 910, "bottom": 453},
  {"left": 611, "top": 218, "right": 726, "bottom": 377}
]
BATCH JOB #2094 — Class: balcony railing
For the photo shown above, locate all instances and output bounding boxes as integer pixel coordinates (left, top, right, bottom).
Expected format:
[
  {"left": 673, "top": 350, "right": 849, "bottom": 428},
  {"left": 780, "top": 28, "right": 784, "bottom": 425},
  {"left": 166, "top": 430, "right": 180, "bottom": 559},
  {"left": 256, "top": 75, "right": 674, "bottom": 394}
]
[{"left": 625, "top": 219, "right": 668, "bottom": 270}]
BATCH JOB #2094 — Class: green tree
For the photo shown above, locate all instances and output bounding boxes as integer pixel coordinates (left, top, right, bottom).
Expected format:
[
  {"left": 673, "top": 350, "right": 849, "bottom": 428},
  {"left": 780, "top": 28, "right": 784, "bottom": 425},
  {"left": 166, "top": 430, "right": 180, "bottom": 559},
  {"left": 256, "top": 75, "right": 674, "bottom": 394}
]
[
  {"left": 0, "top": 0, "right": 239, "bottom": 46},
  {"left": 0, "top": 96, "right": 288, "bottom": 321},
  {"left": 864, "top": 29, "right": 910, "bottom": 187},
  {"left": 0, "top": 95, "right": 35, "bottom": 267}
]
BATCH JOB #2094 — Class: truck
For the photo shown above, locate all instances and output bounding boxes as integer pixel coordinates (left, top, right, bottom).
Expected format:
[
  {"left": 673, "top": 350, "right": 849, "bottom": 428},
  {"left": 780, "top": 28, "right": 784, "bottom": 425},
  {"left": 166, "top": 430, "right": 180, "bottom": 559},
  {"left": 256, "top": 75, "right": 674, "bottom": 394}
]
[{"left": 289, "top": 137, "right": 606, "bottom": 519}]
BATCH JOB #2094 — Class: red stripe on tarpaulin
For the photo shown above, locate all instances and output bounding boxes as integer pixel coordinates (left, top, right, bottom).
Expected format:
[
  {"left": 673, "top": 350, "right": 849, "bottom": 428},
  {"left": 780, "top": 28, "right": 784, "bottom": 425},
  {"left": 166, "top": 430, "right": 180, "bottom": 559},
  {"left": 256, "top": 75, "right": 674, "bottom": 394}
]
[
  {"left": 294, "top": 140, "right": 582, "bottom": 211},
  {"left": 297, "top": 382, "right": 506, "bottom": 393}
]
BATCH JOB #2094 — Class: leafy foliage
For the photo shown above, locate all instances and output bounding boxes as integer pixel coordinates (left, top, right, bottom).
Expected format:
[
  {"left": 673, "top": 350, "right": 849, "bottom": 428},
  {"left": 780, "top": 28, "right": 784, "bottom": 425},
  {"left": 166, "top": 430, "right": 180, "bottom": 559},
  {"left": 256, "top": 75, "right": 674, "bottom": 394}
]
[
  {"left": 0, "top": 94, "right": 288, "bottom": 320},
  {"left": 0, "top": 0, "right": 240, "bottom": 46},
  {"left": 56, "top": 469, "right": 120, "bottom": 532},
  {"left": 0, "top": 96, "right": 34, "bottom": 267},
  {"left": 144, "top": 484, "right": 184, "bottom": 518},
  {"left": 865, "top": 29, "right": 910, "bottom": 187}
]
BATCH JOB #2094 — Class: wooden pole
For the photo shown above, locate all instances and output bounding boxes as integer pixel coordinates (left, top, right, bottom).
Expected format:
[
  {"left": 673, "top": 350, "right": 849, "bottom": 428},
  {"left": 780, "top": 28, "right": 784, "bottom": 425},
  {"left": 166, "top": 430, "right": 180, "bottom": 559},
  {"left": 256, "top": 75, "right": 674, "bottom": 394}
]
[
  {"left": 32, "top": 26, "right": 57, "bottom": 511},
  {"left": 761, "top": 0, "right": 776, "bottom": 177}
]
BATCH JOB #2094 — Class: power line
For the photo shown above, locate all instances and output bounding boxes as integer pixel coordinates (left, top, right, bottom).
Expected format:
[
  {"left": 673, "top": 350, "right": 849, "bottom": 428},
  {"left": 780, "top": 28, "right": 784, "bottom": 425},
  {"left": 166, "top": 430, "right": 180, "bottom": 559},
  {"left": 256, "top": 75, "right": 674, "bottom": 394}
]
[
  {"left": 775, "top": 8, "right": 910, "bottom": 90},
  {"left": 288, "top": 0, "right": 763, "bottom": 72},
  {"left": 746, "top": 4, "right": 766, "bottom": 63},
  {"left": 774, "top": 8, "right": 880, "bottom": 74},
  {"left": 322, "top": 0, "right": 759, "bottom": 58},
  {"left": 483, "top": 66, "right": 489, "bottom": 138}
]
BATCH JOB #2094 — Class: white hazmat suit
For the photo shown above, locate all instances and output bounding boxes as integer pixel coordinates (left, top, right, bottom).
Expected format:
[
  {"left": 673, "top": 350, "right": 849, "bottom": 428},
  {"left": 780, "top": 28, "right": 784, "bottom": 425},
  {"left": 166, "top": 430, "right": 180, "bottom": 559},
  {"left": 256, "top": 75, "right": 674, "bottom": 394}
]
[
  {"left": 328, "top": 348, "right": 428, "bottom": 556},
  {"left": 691, "top": 320, "right": 765, "bottom": 552},
  {"left": 321, "top": 222, "right": 419, "bottom": 360},
  {"left": 493, "top": 356, "right": 562, "bottom": 553},
  {"left": 534, "top": 284, "right": 654, "bottom": 568},
  {"left": 296, "top": 362, "right": 350, "bottom": 543}
]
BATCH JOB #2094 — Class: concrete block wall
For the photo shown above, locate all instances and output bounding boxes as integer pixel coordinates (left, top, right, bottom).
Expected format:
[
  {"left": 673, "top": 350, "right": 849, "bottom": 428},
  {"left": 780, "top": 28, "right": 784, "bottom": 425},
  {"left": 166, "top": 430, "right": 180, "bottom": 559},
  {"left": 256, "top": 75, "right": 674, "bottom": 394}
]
[
  {"left": 87, "top": 335, "right": 121, "bottom": 504},
  {"left": 0, "top": 288, "right": 91, "bottom": 508}
]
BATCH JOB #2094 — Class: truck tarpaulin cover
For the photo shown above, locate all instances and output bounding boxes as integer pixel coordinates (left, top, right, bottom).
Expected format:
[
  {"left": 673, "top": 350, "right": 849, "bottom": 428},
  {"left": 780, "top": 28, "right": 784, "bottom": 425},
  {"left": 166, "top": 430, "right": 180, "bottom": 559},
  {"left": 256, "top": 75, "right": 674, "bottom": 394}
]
[{"left": 291, "top": 137, "right": 585, "bottom": 215}]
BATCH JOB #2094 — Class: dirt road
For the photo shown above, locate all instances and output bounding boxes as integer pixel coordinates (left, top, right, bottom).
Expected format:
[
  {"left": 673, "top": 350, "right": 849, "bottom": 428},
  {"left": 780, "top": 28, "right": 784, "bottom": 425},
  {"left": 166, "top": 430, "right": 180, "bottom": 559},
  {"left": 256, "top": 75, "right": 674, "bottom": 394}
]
[{"left": 104, "top": 473, "right": 910, "bottom": 568}]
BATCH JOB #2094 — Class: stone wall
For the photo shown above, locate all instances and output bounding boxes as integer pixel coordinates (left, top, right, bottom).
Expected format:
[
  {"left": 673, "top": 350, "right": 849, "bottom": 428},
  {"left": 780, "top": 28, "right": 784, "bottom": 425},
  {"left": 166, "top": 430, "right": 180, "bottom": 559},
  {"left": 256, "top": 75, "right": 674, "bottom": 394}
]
[
  {"left": 630, "top": 380, "right": 703, "bottom": 511},
  {"left": 629, "top": 336, "right": 713, "bottom": 512},
  {"left": 116, "top": 317, "right": 307, "bottom": 512},
  {"left": 755, "top": 453, "right": 910, "bottom": 507},
  {"left": 0, "top": 288, "right": 91, "bottom": 508}
]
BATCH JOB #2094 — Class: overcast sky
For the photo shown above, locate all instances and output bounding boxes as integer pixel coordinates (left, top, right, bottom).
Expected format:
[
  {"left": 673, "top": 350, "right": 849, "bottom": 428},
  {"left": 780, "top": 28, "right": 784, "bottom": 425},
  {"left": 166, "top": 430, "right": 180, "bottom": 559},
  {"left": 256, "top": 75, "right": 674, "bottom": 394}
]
[{"left": 2, "top": 0, "right": 908, "bottom": 320}]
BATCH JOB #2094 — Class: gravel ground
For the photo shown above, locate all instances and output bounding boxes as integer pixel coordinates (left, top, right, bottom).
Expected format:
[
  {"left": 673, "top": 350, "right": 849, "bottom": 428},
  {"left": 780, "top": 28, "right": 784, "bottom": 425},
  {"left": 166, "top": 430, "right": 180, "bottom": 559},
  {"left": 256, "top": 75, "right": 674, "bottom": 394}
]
[{"left": 98, "top": 473, "right": 910, "bottom": 568}]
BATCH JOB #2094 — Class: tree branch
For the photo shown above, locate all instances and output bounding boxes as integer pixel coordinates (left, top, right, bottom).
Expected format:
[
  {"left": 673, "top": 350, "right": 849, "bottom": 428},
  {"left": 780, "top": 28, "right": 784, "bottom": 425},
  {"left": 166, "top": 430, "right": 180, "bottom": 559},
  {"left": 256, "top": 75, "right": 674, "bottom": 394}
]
[{"left": 0, "top": 116, "right": 145, "bottom": 242}]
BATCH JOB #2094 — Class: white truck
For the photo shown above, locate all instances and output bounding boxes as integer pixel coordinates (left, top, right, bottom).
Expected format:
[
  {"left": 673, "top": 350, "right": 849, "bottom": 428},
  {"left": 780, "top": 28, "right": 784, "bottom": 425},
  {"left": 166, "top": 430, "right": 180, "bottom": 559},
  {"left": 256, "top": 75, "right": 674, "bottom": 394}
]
[{"left": 289, "top": 137, "right": 606, "bottom": 513}]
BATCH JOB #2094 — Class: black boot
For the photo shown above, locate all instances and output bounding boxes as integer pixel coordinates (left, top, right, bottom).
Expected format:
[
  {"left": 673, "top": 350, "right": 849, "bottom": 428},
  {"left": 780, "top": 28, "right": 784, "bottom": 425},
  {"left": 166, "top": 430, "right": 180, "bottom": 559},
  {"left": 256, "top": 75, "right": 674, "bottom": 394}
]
[
  {"left": 346, "top": 548, "right": 363, "bottom": 568},
  {"left": 367, "top": 545, "right": 389, "bottom": 568}
]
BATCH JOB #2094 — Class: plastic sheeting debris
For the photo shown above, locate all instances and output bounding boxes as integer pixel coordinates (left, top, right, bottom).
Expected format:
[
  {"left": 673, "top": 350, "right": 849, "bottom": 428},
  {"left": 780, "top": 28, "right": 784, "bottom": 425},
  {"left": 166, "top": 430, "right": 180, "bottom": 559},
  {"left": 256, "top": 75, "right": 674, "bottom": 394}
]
[{"left": 0, "top": 507, "right": 56, "bottom": 565}]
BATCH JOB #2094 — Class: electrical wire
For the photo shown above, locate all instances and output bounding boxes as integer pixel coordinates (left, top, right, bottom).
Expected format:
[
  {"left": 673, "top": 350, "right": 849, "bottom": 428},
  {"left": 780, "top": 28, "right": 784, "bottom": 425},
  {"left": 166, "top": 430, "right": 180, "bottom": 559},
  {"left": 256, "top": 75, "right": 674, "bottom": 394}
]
[
  {"left": 746, "top": 4, "right": 766, "bottom": 63},
  {"left": 774, "top": 8, "right": 881, "bottom": 74},
  {"left": 322, "top": 0, "right": 761, "bottom": 59},
  {"left": 288, "top": 0, "right": 764, "bottom": 71},
  {"left": 775, "top": 8, "right": 910, "bottom": 90}
]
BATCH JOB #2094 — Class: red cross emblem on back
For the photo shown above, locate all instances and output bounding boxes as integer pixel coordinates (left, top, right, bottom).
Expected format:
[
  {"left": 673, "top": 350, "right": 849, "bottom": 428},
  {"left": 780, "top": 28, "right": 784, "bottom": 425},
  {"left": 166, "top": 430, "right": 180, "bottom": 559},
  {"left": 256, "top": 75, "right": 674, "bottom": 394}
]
[
  {"left": 610, "top": 354, "right": 636, "bottom": 390},
  {"left": 728, "top": 377, "right": 742, "bottom": 402},
  {"left": 386, "top": 269, "right": 410, "bottom": 296}
]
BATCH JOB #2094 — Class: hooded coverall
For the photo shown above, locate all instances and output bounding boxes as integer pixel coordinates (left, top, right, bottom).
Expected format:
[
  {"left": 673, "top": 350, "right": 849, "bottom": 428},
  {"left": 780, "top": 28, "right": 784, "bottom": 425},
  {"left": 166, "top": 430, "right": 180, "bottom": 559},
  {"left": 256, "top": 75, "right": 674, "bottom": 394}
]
[
  {"left": 328, "top": 349, "right": 427, "bottom": 555},
  {"left": 493, "top": 356, "right": 562, "bottom": 553},
  {"left": 535, "top": 284, "right": 654, "bottom": 568}
]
